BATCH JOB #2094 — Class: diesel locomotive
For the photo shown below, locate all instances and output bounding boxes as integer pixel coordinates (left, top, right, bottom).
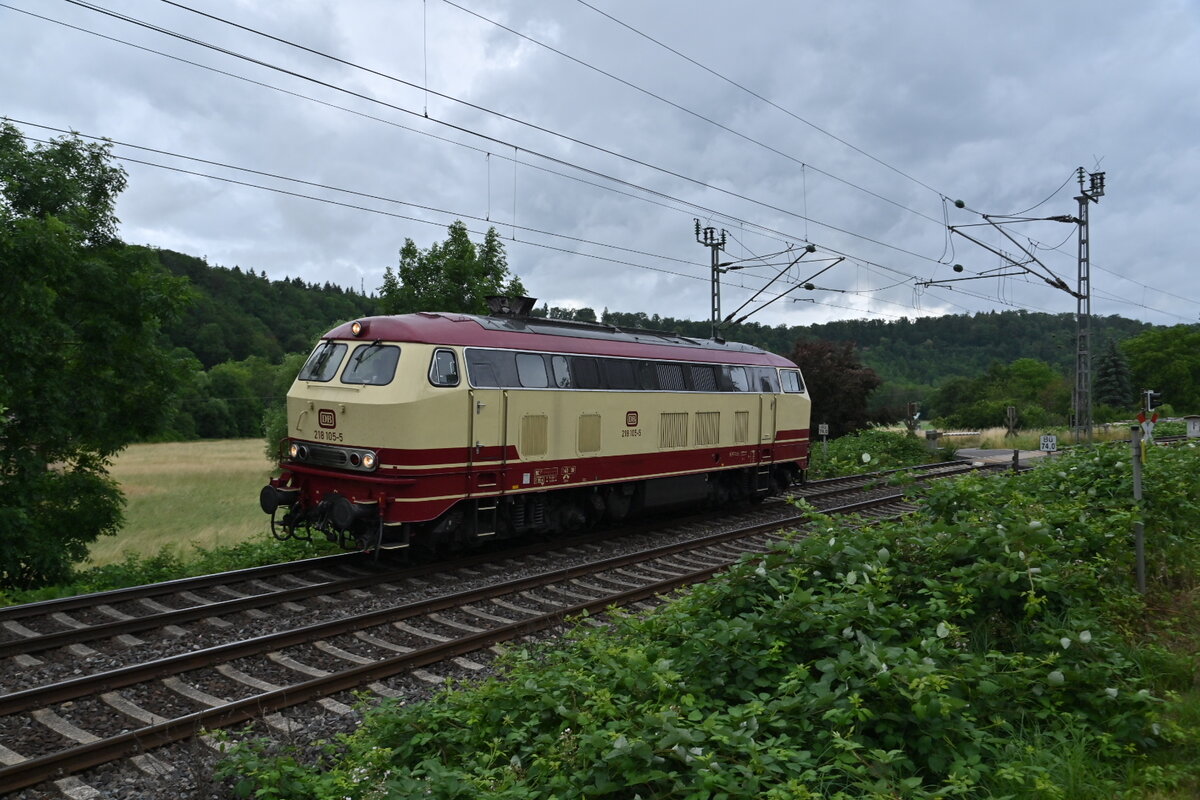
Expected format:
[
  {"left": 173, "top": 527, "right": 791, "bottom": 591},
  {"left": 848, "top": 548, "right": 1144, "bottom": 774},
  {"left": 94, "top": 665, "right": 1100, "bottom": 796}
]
[{"left": 260, "top": 299, "right": 811, "bottom": 552}]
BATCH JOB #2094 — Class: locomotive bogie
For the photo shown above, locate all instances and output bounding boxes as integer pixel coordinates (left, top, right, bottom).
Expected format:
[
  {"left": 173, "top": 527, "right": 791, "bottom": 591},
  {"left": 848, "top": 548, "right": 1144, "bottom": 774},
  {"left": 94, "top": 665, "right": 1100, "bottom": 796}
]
[{"left": 262, "top": 311, "right": 811, "bottom": 552}]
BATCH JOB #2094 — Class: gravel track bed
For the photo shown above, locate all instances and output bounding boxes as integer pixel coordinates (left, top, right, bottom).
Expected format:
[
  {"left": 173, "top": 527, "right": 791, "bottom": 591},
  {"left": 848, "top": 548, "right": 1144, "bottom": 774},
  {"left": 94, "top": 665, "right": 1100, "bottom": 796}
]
[
  {"left": 324, "top": 632, "right": 390, "bottom": 660},
  {"left": 52, "top": 695, "right": 139, "bottom": 739},
  {"left": 0, "top": 712, "right": 78, "bottom": 761},
  {"left": 0, "top": 617, "right": 62, "bottom": 637},
  {"left": 115, "top": 680, "right": 211, "bottom": 720},
  {"left": 276, "top": 641, "right": 364, "bottom": 674},
  {"left": 178, "top": 669, "right": 258, "bottom": 704}
]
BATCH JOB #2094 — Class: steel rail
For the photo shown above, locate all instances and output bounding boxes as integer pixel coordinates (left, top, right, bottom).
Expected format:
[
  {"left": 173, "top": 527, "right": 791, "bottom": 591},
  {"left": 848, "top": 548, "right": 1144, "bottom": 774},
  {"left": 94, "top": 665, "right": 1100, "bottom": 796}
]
[
  {"left": 0, "top": 552, "right": 369, "bottom": 623},
  {"left": 0, "top": 493, "right": 912, "bottom": 794},
  {"left": 0, "top": 492, "right": 902, "bottom": 717}
]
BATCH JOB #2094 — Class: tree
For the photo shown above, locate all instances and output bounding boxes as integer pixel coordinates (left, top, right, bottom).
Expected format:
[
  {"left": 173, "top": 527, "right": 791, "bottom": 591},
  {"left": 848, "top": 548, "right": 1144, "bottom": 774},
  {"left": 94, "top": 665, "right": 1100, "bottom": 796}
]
[
  {"left": 0, "top": 122, "right": 191, "bottom": 588},
  {"left": 1093, "top": 338, "right": 1134, "bottom": 411},
  {"left": 928, "top": 358, "right": 1070, "bottom": 430},
  {"left": 789, "top": 339, "right": 882, "bottom": 436},
  {"left": 379, "top": 221, "right": 527, "bottom": 315},
  {"left": 1122, "top": 325, "right": 1200, "bottom": 413}
]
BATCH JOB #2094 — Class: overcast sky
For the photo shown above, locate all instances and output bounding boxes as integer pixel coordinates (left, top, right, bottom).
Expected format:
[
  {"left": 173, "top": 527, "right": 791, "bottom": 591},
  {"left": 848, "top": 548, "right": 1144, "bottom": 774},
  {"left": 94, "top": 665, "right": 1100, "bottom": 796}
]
[{"left": 4, "top": 1, "right": 1199, "bottom": 330}]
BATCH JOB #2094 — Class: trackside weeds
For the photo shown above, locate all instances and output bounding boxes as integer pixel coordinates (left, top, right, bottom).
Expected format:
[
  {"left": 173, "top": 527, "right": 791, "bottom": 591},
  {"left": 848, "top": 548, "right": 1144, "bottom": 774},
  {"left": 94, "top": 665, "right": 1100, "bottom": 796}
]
[{"left": 218, "top": 441, "right": 1200, "bottom": 799}]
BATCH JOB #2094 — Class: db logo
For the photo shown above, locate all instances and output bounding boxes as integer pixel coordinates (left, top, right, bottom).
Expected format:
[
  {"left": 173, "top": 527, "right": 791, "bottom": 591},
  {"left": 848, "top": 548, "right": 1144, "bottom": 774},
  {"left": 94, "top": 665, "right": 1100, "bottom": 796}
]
[
  {"left": 625, "top": 411, "right": 638, "bottom": 427},
  {"left": 318, "top": 409, "right": 336, "bottom": 428}
]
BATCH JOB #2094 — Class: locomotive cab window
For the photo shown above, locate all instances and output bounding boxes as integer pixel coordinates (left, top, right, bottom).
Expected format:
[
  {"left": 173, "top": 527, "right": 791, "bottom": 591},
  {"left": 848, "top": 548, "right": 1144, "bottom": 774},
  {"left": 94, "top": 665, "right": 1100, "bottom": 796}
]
[
  {"left": 780, "top": 369, "right": 805, "bottom": 393},
  {"left": 299, "top": 342, "right": 347, "bottom": 382},
  {"left": 721, "top": 365, "right": 750, "bottom": 392},
  {"left": 751, "top": 366, "right": 781, "bottom": 393},
  {"left": 551, "top": 355, "right": 572, "bottom": 388},
  {"left": 466, "top": 348, "right": 518, "bottom": 387},
  {"left": 516, "top": 353, "right": 549, "bottom": 388},
  {"left": 341, "top": 343, "right": 400, "bottom": 385},
  {"left": 428, "top": 349, "right": 459, "bottom": 387}
]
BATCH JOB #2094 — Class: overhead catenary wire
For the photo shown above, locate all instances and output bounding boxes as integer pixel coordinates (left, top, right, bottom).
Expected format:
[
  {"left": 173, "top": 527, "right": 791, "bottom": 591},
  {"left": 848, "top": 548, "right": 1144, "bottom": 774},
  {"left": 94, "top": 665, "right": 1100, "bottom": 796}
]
[
  {"left": 9, "top": 118, "right": 705, "bottom": 271},
  {"left": 7, "top": 3, "right": 968, "bottom": 282},
  {"left": 6, "top": 5, "right": 1187, "bottom": 325},
  {"left": 572, "top": 0, "right": 954, "bottom": 203},
  {"left": 19, "top": 127, "right": 1160, "bottom": 324},
  {"left": 48, "top": 0, "right": 945, "bottom": 265},
  {"left": 8, "top": 125, "right": 883, "bottom": 319},
  {"left": 438, "top": 0, "right": 946, "bottom": 228}
]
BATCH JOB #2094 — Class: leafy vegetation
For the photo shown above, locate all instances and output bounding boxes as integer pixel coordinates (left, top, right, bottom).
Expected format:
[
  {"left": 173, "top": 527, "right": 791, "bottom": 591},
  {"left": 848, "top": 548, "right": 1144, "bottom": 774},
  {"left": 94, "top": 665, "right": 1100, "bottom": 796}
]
[
  {"left": 0, "top": 122, "right": 192, "bottom": 589},
  {"left": 216, "top": 443, "right": 1200, "bottom": 799},
  {"left": 790, "top": 339, "right": 884, "bottom": 436},
  {"left": 931, "top": 357, "right": 1073, "bottom": 429},
  {"left": 807, "top": 428, "right": 934, "bottom": 479},
  {"left": 156, "top": 249, "right": 379, "bottom": 369},
  {"left": 1123, "top": 326, "right": 1200, "bottom": 413},
  {"left": 380, "top": 221, "right": 526, "bottom": 315}
]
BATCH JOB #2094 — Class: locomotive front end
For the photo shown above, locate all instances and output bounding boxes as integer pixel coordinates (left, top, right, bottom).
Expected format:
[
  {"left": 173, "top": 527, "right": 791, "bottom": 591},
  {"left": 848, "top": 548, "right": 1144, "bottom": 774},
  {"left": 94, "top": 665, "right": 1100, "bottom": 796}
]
[{"left": 260, "top": 316, "right": 463, "bottom": 552}]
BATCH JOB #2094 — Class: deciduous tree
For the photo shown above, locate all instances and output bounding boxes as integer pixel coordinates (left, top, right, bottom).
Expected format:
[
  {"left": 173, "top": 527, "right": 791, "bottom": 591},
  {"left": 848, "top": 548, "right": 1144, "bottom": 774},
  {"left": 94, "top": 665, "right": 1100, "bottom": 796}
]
[
  {"left": 379, "top": 221, "right": 526, "bottom": 314},
  {"left": 1122, "top": 325, "right": 1200, "bottom": 413},
  {"left": 0, "top": 122, "right": 190, "bottom": 588},
  {"left": 789, "top": 339, "right": 882, "bottom": 436}
]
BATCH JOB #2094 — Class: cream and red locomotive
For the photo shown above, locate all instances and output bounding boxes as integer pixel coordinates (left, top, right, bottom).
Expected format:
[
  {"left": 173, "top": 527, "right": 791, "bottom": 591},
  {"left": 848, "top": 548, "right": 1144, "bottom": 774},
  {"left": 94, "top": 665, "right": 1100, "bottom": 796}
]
[{"left": 260, "top": 300, "right": 811, "bottom": 551}]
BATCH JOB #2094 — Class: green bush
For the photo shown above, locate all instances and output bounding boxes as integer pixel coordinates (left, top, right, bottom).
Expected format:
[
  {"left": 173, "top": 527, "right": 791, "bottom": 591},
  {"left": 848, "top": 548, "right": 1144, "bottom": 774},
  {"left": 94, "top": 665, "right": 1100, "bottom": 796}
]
[
  {"left": 807, "top": 427, "right": 935, "bottom": 479},
  {"left": 218, "top": 442, "right": 1200, "bottom": 799}
]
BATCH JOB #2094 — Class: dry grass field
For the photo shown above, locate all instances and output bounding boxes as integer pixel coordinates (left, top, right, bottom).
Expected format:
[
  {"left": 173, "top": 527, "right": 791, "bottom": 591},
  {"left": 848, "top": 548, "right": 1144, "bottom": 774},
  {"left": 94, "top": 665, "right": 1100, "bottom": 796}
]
[{"left": 89, "top": 439, "right": 277, "bottom": 567}]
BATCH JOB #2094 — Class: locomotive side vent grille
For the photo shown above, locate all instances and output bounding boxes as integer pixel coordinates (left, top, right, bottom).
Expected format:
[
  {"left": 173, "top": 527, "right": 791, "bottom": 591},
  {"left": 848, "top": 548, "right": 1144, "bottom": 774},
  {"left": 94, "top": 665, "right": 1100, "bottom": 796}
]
[
  {"left": 660, "top": 412, "right": 688, "bottom": 449},
  {"left": 695, "top": 411, "right": 720, "bottom": 446},
  {"left": 734, "top": 411, "right": 750, "bottom": 444},
  {"left": 522, "top": 414, "right": 549, "bottom": 456},
  {"left": 578, "top": 414, "right": 602, "bottom": 453}
]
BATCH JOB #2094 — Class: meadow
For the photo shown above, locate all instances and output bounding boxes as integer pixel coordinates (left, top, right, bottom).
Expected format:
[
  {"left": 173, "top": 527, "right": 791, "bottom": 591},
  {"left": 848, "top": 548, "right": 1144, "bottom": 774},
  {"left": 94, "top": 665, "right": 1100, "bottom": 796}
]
[{"left": 91, "top": 439, "right": 277, "bottom": 567}]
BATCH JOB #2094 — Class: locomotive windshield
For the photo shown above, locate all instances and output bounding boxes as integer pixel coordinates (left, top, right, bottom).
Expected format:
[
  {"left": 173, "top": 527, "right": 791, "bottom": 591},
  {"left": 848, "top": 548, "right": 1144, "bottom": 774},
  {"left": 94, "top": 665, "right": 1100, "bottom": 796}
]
[
  {"left": 298, "top": 342, "right": 347, "bottom": 382},
  {"left": 342, "top": 342, "right": 400, "bottom": 385}
]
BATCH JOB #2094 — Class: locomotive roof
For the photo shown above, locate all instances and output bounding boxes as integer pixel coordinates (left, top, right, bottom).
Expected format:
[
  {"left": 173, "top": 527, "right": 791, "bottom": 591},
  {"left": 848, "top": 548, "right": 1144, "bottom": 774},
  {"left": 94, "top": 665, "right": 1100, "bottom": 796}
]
[{"left": 322, "top": 312, "right": 797, "bottom": 367}]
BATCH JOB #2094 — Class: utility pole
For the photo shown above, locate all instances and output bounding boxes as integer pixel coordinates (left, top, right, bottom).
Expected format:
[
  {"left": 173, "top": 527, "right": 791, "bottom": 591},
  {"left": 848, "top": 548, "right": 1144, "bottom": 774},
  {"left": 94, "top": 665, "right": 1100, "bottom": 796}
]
[
  {"left": 1073, "top": 168, "right": 1105, "bottom": 444},
  {"left": 695, "top": 220, "right": 727, "bottom": 340}
]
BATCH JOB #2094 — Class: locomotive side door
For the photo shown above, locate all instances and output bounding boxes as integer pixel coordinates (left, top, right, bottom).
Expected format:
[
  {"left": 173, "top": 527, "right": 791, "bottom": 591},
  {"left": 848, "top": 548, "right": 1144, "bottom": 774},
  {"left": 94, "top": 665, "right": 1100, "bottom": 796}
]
[
  {"left": 756, "top": 393, "right": 777, "bottom": 494},
  {"left": 467, "top": 388, "right": 508, "bottom": 493},
  {"left": 759, "top": 393, "right": 777, "bottom": 444},
  {"left": 467, "top": 388, "right": 508, "bottom": 536}
]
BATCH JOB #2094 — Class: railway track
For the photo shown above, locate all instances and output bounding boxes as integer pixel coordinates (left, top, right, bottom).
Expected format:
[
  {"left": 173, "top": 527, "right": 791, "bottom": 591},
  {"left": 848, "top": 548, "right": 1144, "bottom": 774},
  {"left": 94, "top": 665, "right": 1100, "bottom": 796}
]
[{"left": 0, "top": 462, "right": 982, "bottom": 798}]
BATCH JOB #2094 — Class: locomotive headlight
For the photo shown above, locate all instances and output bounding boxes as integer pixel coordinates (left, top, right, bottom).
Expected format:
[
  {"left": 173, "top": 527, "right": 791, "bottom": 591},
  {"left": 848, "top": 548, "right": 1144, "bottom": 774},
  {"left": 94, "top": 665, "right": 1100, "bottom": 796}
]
[
  {"left": 288, "top": 441, "right": 300, "bottom": 459},
  {"left": 351, "top": 320, "right": 368, "bottom": 337},
  {"left": 361, "top": 452, "right": 377, "bottom": 470}
]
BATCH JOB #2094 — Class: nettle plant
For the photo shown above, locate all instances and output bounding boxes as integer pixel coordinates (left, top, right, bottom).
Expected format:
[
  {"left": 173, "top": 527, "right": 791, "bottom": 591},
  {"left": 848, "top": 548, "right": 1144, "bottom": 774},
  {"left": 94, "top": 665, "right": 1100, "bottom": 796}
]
[{"left": 220, "top": 443, "right": 1199, "bottom": 799}]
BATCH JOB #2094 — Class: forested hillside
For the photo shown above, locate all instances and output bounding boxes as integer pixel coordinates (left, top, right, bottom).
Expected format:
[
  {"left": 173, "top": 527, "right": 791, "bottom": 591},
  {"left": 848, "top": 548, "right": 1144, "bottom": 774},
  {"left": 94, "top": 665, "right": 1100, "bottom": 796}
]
[
  {"left": 594, "top": 308, "right": 1151, "bottom": 387},
  {"left": 156, "top": 250, "right": 379, "bottom": 368}
]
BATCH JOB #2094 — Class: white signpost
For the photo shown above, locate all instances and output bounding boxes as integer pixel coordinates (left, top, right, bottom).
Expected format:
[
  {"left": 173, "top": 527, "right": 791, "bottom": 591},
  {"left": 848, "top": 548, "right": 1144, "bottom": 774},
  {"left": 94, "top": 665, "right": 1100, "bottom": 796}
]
[{"left": 1040, "top": 434, "right": 1058, "bottom": 452}]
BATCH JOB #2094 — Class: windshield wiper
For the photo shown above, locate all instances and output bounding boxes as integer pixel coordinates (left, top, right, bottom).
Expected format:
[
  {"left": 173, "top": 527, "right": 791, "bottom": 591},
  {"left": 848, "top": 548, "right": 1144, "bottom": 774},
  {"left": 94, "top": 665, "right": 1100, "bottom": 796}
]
[{"left": 353, "top": 340, "right": 384, "bottom": 365}]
